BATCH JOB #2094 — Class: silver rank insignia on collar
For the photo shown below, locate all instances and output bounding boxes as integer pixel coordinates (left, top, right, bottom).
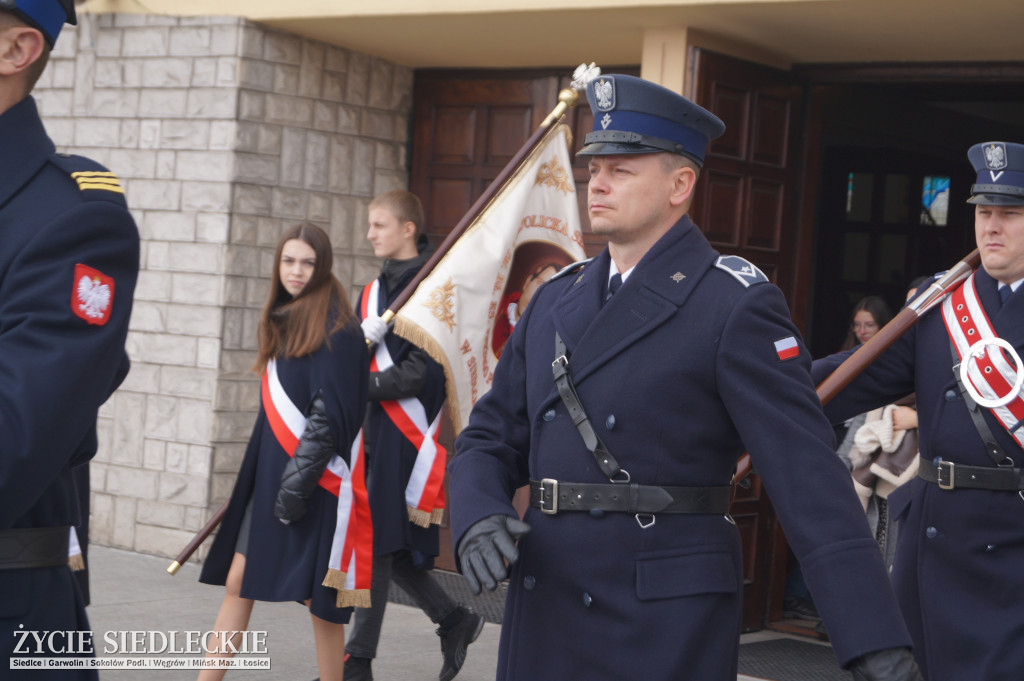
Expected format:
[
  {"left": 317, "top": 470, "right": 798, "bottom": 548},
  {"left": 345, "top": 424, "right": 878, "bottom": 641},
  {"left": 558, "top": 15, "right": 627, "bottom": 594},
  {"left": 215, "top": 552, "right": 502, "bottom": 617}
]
[{"left": 670, "top": 272, "right": 686, "bottom": 283}]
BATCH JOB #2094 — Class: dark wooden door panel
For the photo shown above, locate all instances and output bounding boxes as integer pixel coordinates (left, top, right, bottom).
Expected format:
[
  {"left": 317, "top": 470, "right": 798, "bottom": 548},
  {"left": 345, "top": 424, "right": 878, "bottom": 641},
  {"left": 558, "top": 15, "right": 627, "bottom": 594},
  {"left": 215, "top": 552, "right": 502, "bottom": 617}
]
[{"left": 690, "top": 50, "right": 806, "bottom": 314}]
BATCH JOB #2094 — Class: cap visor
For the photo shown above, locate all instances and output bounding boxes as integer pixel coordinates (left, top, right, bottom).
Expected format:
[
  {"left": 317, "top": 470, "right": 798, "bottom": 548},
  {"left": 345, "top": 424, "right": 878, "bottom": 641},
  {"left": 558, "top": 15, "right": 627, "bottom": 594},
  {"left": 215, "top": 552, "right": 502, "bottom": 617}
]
[
  {"left": 967, "top": 193, "right": 1024, "bottom": 206},
  {"left": 576, "top": 142, "right": 664, "bottom": 157}
]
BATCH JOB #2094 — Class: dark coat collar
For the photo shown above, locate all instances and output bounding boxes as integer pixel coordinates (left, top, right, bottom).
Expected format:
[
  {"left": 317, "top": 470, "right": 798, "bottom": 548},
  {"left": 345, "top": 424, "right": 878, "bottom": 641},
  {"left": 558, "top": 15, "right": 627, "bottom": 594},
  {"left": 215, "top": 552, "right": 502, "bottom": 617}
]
[
  {"left": 0, "top": 97, "right": 55, "bottom": 210},
  {"left": 551, "top": 215, "right": 717, "bottom": 383}
]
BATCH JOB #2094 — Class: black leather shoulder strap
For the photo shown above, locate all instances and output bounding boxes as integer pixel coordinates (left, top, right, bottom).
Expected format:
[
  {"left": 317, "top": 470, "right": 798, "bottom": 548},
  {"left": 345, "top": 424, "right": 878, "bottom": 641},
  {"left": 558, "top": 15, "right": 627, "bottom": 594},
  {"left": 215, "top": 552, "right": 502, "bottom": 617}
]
[{"left": 552, "top": 332, "right": 624, "bottom": 481}]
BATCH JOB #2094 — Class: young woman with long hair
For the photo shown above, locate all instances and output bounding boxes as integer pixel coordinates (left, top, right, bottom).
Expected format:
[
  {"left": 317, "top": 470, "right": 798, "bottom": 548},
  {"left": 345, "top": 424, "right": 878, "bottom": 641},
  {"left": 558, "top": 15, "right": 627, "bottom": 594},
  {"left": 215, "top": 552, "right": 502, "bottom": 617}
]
[
  {"left": 840, "top": 295, "right": 893, "bottom": 351},
  {"left": 198, "top": 223, "right": 370, "bottom": 681}
]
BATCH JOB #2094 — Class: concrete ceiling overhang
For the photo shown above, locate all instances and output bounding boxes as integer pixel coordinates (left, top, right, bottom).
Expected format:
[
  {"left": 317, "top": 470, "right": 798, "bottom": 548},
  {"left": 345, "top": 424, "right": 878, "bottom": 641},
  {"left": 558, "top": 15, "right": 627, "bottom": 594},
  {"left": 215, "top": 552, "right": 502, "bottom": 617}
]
[{"left": 89, "top": 0, "right": 1024, "bottom": 68}]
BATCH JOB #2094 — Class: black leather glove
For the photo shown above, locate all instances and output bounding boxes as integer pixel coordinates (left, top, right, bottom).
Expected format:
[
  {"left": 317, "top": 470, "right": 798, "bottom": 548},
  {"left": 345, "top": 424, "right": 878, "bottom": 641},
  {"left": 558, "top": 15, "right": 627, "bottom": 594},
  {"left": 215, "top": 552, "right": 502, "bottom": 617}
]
[
  {"left": 457, "top": 514, "right": 531, "bottom": 595},
  {"left": 850, "top": 647, "right": 923, "bottom": 681},
  {"left": 275, "top": 390, "right": 336, "bottom": 524}
]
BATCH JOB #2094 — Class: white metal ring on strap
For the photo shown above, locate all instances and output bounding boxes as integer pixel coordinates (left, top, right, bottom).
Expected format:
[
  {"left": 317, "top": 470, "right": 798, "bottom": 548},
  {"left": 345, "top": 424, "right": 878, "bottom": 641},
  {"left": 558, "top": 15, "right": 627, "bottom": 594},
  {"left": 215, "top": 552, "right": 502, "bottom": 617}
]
[{"left": 960, "top": 338, "right": 1024, "bottom": 408}]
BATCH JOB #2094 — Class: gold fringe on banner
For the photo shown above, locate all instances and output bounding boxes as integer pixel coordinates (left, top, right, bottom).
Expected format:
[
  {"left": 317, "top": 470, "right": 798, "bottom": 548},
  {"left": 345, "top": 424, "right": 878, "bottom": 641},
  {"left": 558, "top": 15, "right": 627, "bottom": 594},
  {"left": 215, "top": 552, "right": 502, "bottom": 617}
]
[
  {"left": 393, "top": 317, "right": 464, "bottom": 434},
  {"left": 407, "top": 505, "right": 445, "bottom": 528},
  {"left": 322, "top": 569, "right": 372, "bottom": 608},
  {"left": 69, "top": 554, "right": 85, "bottom": 571}
]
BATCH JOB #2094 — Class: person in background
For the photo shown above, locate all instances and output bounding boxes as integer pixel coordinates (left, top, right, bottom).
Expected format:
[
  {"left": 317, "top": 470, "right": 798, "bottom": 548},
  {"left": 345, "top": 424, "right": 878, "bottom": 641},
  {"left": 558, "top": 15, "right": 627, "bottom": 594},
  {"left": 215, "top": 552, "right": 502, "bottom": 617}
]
[
  {"left": 0, "top": 2, "right": 139, "bottom": 677},
  {"left": 351, "top": 190, "right": 483, "bottom": 681},
  {"left": 839, "top": 284, "right": 927, "bottom": 568},
  {"left": 841, "top": 295, "right": 894, "bottom": 351},
  {"left": 199, "top": 224, "right": 370, "bottom": 681}
]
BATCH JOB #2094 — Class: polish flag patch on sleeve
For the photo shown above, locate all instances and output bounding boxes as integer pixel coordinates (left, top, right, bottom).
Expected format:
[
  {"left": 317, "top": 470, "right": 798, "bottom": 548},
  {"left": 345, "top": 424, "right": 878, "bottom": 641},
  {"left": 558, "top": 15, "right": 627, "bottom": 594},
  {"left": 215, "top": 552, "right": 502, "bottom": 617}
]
[
  {"left": 774, "top": 336, "right": 800, "bottom": 361},
  {"left": 72, "top": 263, "right": 115, "bottom": 326}
]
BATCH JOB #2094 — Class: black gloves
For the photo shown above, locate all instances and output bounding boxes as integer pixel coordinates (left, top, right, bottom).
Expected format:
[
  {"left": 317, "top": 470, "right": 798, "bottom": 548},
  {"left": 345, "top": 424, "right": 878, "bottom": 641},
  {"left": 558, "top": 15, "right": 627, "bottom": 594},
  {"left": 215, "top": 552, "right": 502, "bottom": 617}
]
[
  {"left": 457, "top": 514, "right": 531, "bottom": 595},
  {"left": 275, "top": 390, "right": 336, "bottom": 524},
  {"left": 850, "top": 647, "right": 923, "bottom": 681}
]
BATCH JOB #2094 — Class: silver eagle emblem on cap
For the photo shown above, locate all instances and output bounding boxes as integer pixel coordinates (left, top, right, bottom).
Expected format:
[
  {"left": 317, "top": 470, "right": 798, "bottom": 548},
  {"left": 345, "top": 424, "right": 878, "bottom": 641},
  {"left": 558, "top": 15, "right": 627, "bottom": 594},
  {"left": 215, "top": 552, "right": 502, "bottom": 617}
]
[
  {"left": 594, "top": 77, "right": 615, "bottom": 112},
  {"left": 985, "top": 143, "right": 1008, "bottom": 171}
]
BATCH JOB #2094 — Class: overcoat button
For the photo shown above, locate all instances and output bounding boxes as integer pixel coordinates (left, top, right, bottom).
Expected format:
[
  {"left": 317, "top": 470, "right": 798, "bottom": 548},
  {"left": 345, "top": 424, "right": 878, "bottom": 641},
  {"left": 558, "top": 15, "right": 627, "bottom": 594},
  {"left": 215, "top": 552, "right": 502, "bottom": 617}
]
[
  {"left": 926, "top": 527, "right": 938, "bottom": 539},
  {"left": 605, "top": 415, "right": 616, "bottom": 430},
  {"left": 543, "top": 409, "right": 555, "bottom": 422},
  {"left": 986, "top": 544, "right": 997, "bottom": 552},
  {"left": 582, "top": 592, "right": 592, "bottom": 607},
  {"left": 523, "top": 575, "right": 536, "bottom": 590},
  {"left": 944, "top": 390, "right": 958, "bottom": 402}
]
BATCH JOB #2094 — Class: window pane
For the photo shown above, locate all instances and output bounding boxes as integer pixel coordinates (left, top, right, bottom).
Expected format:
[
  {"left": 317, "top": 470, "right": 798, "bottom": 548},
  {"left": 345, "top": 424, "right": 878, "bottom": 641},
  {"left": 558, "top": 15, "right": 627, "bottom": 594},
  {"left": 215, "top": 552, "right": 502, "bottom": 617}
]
[
  {"left": 883, "top": 174, "right": 910, "bottom": 224},
  {"left": 843, "top": 232, "right": 870, "bottom": 281},
  {"left": 921, "top": 176, "right": 950, "bottom": 226},
  {"left": 880, "top": 234, "right": 907, "bottom": 284},
  {"left": 846, "top": 172, "right": 874, "bottom": 222}
]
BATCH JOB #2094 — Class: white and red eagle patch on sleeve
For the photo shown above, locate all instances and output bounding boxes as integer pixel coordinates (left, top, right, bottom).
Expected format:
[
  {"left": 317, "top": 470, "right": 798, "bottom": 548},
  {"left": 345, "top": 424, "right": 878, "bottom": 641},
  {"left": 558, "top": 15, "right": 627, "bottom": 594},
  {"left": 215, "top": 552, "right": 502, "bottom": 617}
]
[{"left": 72, "top": 263, "right": 114, "bottom": 326}]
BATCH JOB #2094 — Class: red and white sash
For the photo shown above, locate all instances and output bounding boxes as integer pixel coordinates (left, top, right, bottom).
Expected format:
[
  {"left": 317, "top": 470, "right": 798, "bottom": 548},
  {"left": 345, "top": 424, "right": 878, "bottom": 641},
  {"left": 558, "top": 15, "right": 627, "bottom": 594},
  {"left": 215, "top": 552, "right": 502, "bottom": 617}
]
[
  {"left": 362, "top": 280, "right": 447, "bottom": 528},
  {"left": 261, "top": 359, "right": 372, "bottom": 607},
  {"left": 942, "top": 273, "right": 1024, "bottom": 448}
]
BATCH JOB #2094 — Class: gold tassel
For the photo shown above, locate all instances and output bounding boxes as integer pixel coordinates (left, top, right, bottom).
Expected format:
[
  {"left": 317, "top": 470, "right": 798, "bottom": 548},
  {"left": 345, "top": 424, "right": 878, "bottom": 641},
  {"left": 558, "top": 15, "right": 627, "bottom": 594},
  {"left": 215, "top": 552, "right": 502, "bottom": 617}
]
[
  {"left": 322, "top": 567, "right": 347, "bottom": 591},
  {"left": 322, "top": 569, "right": 373, "bottom": 609},
  {"left": 408, "top": 506, "right": 432, "bottom": 528},
  {"left": 407, "top": 505, "right": 445, "bottom": 528},
  {"left": 337, "top": 589, "right": 372, "bottom": 609},
  {"left": 68, "top": 554, "right": 85, "bottom": 571}
]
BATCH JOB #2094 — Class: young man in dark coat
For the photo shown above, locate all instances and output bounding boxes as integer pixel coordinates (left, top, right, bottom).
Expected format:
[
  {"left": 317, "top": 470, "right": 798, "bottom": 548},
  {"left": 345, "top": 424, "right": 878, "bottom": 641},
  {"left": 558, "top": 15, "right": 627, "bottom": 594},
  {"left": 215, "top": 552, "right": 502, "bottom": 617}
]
[
  {"left": 346, "top": 190, "right": 482, "bottom": 681},
  {"left": 0, "top": 1, "right": 139, "bottom": 676},
  {"left": 814, "top": 141, "right": 1024, "bottom": 681},
  {"left": 448, "top": 74, "right": 921, "bottom": 681}
]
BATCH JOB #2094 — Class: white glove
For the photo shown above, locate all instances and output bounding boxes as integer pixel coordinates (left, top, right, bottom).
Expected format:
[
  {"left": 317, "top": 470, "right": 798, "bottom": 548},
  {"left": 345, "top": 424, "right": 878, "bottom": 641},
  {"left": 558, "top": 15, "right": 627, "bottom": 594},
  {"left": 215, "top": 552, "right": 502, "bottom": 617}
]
[{"left": 361, "top": 315, "right": 388, "bottom": 345}]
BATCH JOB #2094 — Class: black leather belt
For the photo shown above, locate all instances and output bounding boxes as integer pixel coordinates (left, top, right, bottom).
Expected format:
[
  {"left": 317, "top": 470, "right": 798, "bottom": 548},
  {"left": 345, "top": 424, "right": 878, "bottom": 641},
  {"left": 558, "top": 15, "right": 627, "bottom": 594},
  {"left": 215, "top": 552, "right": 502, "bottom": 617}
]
[
  {"left": 529, "top": 479, "right": 732, "bottom": 515},
  {"left": 918, "top": 458, "right": 1024, "bottom": 491},
  {"left": 0, "top": 526, "right": 70, "bottom": 570}
]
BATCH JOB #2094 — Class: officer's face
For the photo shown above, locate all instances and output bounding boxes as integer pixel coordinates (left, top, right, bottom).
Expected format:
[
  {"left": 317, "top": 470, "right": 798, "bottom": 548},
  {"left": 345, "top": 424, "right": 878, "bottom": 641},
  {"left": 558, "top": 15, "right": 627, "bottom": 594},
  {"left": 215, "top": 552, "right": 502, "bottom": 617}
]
[
  {"left": 976, "top": 204, "right": 1024, "bottom": 285},
  {"left": 587, "top": 154, "right": 689, "bottom": 244},
  {"left": 279, "top": 238, "right": 316, "bottom": 298},
  {"left": 367, "top": 207, "right": 412, "bottom": 259}
]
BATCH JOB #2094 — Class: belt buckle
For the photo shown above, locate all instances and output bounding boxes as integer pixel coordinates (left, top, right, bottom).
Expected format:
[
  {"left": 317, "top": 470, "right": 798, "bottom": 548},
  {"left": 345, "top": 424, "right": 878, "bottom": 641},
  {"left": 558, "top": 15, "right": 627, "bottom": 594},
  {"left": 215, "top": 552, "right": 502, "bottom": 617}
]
[
  {"left": 937, "top": 460, "right": 956, "bottom": 490},
  {"left": 540, "top": 478, "right": 558, "bottom": 514}
]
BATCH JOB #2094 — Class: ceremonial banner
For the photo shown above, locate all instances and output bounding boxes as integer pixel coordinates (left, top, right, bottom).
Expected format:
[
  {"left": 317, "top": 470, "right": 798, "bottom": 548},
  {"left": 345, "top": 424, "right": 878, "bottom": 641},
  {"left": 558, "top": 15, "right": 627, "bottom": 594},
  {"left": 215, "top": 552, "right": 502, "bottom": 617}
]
[{"left": 394, "top": 123, "right": 586, "bottom": 433}]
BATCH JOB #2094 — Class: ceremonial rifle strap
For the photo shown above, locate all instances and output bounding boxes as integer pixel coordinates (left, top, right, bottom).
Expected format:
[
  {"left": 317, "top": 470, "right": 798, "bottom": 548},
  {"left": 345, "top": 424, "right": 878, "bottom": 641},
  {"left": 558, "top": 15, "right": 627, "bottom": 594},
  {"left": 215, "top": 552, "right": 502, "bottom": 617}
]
[
  {"left": 950, "top": 340, "right": 1015, "bottom": 466},
  {"left": 552, "top": 332, "right": 623, "bottom": 481}
]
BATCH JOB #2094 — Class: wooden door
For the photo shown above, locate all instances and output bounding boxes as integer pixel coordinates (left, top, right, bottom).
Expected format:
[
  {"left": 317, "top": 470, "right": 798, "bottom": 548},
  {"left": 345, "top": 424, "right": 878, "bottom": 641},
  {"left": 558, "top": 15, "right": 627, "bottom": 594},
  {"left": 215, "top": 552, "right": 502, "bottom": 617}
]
[{"left": 688, "top": 48, "right": 810, "bottom": 632}]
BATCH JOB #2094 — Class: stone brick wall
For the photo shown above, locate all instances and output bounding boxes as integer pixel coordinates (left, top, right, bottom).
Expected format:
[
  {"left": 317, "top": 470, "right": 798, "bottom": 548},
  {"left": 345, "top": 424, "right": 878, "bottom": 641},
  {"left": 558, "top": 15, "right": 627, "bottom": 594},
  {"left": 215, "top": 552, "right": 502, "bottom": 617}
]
[{"left": 37, "top": 12, "right": 411, "bottom": 560}]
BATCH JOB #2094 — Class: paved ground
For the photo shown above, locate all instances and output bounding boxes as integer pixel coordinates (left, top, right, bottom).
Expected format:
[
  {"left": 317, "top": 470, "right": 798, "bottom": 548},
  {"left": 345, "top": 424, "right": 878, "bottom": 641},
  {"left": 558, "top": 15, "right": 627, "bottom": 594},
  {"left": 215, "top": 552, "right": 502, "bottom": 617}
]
[{"left": 84, "top": 545, "right": 793, "bottom": 680}]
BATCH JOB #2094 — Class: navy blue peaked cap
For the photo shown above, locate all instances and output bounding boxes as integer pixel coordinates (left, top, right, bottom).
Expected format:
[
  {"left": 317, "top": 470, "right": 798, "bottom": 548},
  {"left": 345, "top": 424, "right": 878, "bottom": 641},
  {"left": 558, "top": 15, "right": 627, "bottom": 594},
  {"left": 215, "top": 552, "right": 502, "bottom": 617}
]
[
  {"left": 967, "top": 141, "right": 1024, "bottom": 205},
  {"left": 577, "top": 74, "right": 725, "bottom": 166},
  {"left": 0, "top": 0, "right": 77, "bottom": 46}
]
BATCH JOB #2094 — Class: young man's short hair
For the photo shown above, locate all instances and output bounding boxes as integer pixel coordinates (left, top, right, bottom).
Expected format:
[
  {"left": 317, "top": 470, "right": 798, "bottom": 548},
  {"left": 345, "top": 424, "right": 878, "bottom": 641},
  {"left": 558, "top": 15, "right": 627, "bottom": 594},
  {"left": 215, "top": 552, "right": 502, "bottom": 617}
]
[{"left": 369, "top": 190, "right": 425, "bottom": 236}]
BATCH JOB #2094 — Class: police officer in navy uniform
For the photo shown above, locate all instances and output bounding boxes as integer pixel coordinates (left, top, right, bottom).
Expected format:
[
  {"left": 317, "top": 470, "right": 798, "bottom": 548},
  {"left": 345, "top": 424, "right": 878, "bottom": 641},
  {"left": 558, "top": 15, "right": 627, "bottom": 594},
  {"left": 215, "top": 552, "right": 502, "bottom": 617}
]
[
  {"left": 0, "top": 1, "right": 139, "bottom": 676},
  {"left": 448, "top": 74, "right": 921, "bottom": 681},
  {"left": 813, "top": 141, "right": 1024, "bottom": 681}
]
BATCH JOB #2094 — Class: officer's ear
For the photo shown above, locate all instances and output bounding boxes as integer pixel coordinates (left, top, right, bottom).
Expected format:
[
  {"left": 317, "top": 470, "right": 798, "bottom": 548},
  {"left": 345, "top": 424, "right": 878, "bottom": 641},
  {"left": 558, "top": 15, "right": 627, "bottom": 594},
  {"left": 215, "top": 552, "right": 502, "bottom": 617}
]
[
  {"left": 667, "top": 163, "right": 698, "bottom": 210},
  {"left": 0, "top": 24, "right": 46, "bottom": 77}
]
